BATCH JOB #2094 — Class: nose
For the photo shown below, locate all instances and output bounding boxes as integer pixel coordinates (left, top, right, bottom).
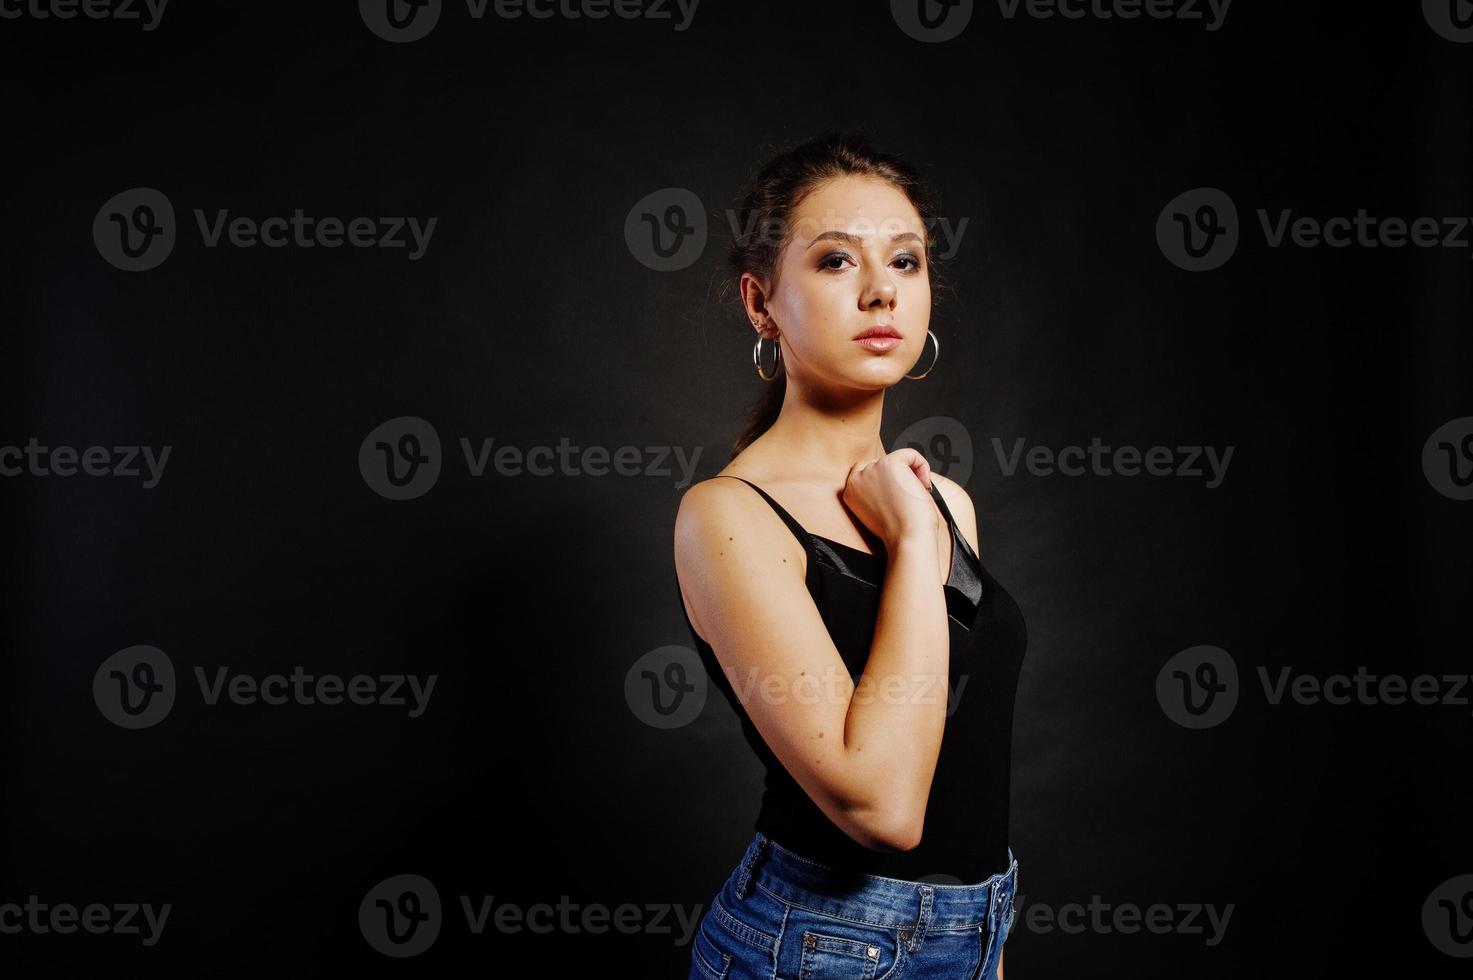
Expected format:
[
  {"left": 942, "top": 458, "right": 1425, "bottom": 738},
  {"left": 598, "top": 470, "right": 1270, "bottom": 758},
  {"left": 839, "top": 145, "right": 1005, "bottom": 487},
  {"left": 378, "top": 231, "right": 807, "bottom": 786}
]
[{"left": 860, "top": 269, "right": 897, "bottom": 310}]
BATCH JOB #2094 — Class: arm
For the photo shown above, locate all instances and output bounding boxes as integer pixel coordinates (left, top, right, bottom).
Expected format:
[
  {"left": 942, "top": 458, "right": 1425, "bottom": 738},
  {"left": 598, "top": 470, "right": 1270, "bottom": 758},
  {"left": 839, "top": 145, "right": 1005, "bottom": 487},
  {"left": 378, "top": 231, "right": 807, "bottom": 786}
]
[{"left": 674, "top": 479, "right": 950, "bottom": 851}]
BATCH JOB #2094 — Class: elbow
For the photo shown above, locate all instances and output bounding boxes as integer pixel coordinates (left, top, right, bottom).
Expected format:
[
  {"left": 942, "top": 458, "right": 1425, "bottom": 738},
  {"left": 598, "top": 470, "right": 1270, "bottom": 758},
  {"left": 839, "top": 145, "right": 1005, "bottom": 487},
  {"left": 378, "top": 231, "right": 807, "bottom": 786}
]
[
  {"left": 887, "top": 820, "right": 924, "bottom": 853},
  {"left": 831, "top": 783, "right": 925, "bottom": 853},
  {"left": 863, "top": 809, "right": 924, "bottom": 853}
]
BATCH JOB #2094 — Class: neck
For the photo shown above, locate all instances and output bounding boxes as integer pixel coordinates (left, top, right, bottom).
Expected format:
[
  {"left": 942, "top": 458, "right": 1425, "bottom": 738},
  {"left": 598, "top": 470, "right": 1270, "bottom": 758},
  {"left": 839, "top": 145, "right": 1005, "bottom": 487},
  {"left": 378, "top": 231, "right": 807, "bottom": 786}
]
[{"left": 760, "top": 380, "right": 889, "bottom": 481}]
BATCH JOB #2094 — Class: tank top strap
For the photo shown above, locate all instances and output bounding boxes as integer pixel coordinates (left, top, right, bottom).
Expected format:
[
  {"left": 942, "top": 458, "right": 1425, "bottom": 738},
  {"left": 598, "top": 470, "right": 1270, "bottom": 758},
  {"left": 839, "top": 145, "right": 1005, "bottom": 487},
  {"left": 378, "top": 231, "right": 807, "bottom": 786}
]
[
  {"left": 927, "top": 480, "right": 959, "bottom": 531},
  {"left": 710, "top": 475, "right": 811, "bottom": 551},
  {"left": 928, "top": 480, "right": 981, "bottom": 565}
]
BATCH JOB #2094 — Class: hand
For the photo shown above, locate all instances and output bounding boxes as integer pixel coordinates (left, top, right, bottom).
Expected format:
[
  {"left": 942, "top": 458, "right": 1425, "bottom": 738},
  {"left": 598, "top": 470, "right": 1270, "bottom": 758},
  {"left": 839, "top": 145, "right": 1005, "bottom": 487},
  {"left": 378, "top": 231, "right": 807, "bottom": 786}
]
[{"left": 841, "top": 448, "right": 939, "bottom": 550}]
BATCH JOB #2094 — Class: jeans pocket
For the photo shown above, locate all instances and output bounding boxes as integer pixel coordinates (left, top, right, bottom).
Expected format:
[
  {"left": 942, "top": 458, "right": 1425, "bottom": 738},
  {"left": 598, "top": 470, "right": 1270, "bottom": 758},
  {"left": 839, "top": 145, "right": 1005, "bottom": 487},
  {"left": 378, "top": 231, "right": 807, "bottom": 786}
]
[
  {"left": 699, "top": 890, "right": 781, "bottom": 979},
  {"left": 690, "top": 920, "right": 731, "bottom": 980},
  {"left": 783, "top": 911, "right": 900, "bottom": 980}
]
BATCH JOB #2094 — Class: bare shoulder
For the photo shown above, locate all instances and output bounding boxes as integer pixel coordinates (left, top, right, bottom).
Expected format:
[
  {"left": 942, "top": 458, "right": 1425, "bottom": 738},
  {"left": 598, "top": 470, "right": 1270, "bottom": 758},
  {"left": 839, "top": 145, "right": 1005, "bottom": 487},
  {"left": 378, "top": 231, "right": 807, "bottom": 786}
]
[
  {"left": 673, "top": 475, "right": 808, "bottom": 641},
  {"left": 673, "top": 475, "right": 804, "bottom": 576},
  {"left": 930, "top": 472, "right": 981, "bottom": 557},
  {"left": 674, "top": 475, "right": 761, "bottom": 546}
]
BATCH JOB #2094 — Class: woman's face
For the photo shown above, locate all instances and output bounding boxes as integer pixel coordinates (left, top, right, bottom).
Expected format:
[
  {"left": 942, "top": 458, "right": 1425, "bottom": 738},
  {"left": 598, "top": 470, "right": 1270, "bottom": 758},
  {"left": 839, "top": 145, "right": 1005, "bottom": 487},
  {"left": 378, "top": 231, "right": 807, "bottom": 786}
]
[{"left": 753, "top": 174, "right": 932, "bottom": 393}]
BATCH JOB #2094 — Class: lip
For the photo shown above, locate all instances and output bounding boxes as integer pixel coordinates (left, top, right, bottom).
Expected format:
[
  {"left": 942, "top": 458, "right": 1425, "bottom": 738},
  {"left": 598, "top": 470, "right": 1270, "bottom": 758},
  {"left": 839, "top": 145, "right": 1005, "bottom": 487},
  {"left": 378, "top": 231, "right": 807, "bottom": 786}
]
[{"left": 854, "top": 324, "right": 902, "bottom": 352}]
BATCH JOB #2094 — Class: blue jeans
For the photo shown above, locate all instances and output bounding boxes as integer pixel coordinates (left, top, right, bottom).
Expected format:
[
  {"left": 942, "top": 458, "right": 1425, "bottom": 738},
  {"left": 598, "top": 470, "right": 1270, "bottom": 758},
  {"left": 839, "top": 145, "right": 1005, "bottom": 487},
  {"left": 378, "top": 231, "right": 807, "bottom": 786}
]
[{"left": 689, "top": 832, "right": 1019, "bottom": 980}]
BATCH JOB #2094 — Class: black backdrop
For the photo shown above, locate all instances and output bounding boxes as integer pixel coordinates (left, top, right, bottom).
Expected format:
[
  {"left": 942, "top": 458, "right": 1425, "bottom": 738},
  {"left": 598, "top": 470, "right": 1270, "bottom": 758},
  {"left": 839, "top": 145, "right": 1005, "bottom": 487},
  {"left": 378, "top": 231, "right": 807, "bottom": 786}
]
[{"left": 3, "top": 1, "right": 1471, "bottom": 976}]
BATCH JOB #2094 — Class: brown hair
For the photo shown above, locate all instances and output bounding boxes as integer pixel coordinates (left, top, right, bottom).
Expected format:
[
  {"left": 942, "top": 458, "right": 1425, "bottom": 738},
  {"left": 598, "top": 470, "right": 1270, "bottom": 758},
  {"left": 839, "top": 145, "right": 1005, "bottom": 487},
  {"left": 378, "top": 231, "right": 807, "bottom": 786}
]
[{"left": 722, "top": 129, "right": 949, "bottom": 460}]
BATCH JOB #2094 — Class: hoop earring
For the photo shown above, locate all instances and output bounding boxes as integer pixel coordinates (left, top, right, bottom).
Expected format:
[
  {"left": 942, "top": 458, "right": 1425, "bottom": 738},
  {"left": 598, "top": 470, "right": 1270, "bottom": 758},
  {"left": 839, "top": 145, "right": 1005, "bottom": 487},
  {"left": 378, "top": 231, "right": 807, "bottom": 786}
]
[
  {"left": 905, "top": 330, "right": 940, "bottom": 380},
  {"left": 753, "top": 334, "right": 782, "bottom": 381}
]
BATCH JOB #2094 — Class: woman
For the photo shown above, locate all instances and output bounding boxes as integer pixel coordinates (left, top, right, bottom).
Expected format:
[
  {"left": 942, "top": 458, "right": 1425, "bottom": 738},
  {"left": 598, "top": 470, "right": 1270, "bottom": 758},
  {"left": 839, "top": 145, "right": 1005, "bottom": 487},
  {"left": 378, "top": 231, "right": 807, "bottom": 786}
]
[{"left": 673, "top": 131, "right": 1028, "bottom": 979}]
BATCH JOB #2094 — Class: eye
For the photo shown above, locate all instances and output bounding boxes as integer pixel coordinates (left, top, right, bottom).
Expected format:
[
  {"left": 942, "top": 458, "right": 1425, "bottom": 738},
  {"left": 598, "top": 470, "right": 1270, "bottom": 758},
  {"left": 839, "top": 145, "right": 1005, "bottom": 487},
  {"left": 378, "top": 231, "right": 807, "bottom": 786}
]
[{"left": 818, "top": 250, "right": 924, "bottom": 273}]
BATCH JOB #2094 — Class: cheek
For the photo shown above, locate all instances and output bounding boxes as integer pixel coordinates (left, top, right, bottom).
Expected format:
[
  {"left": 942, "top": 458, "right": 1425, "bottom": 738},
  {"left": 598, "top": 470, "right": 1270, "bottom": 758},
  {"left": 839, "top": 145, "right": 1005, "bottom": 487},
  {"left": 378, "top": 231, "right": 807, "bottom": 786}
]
[
  {"left": 775, "top": 272, "right": 833, "bottom": 322},
  {"left": 788, "top": 288, "right": 845, "bottom": 335},
  {"left": 907, "top": 282, "right": 932, "bottom": 318}
]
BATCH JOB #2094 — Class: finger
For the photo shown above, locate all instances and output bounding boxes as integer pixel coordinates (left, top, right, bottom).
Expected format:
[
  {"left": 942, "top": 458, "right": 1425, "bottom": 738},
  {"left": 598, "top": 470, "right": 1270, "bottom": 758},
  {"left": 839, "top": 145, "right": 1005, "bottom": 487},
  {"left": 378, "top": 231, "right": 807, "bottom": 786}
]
[{"left": 896, "top": 448, "right": 932, "bottom": 491}]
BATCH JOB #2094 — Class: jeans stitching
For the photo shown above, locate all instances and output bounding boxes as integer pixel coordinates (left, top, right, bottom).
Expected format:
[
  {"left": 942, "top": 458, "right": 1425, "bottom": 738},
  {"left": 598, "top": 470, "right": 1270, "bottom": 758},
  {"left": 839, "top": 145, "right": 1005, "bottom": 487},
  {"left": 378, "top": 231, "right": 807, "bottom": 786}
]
[
  {"left": 712, "top": 893, "right": 778, "bottom": 952},
  {"left": 755, "top": 878, "right": 991, "bottom": 932},
  {"left": 691, "top": 926, "right": 731, "bottom": 980},
  {"left": 799, "top": 930, "right": 882, "bottom": 980}
]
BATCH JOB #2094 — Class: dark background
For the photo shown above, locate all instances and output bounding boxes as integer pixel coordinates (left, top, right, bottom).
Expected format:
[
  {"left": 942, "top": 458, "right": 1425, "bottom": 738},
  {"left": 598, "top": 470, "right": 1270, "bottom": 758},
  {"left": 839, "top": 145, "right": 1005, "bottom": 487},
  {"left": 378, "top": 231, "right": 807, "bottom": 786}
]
[{"left": 3, "top": 1, "right": 1470, "bottom": 976}]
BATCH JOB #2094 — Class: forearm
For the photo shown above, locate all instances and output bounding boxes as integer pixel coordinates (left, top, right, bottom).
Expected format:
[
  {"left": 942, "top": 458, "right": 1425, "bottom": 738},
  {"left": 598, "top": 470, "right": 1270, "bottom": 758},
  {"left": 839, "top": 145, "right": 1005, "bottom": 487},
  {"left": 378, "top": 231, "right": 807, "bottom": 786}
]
[{"left": 839, "top": 531, "right": 950, "bottom": 843}]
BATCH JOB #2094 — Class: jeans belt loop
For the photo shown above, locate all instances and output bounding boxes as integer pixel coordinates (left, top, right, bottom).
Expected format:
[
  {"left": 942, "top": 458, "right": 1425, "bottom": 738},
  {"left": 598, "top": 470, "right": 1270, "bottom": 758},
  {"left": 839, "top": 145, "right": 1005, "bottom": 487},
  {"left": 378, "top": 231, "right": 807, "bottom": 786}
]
[
  {"left": 907, "top": 885, "right": 933, "bottom": 954},
  {"left": 735, "top": 835, "right": 767, "bottom": 900}
]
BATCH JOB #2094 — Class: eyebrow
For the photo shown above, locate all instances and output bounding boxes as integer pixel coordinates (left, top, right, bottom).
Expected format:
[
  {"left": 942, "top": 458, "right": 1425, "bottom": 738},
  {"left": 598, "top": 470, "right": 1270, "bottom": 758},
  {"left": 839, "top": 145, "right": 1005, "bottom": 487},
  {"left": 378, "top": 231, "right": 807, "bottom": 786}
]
[{"left": 805, "top": 230, "right": 925, "bottom": 250}]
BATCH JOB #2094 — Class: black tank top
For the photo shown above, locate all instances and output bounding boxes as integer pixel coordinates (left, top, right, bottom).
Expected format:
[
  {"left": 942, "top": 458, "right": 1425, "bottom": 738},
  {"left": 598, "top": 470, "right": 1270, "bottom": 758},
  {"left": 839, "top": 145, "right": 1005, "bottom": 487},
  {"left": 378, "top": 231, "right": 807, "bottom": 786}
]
[{"left": 677, "top": 474, "right": 1028, "bottom": 883}]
